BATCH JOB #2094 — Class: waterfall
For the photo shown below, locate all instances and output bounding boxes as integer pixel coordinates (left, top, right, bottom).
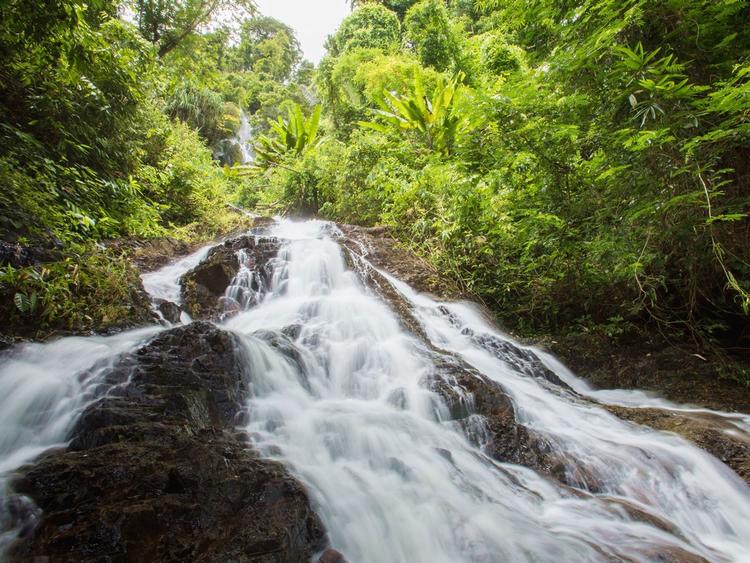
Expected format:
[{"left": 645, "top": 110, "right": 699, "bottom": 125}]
[
  {"left": 0, "top": 244, "right": 211, "bottom": 555},
  {"left": 222, "top": 219, "right": 750, "bottom": 562},
  {"left": 214, "top": 110, "right": 255, "bottom": 166},
  {"left": 1, "top": 219, "right": 750, "bottom": 562},
  {"left": 235, "top": 110, "right": 255, "bottom": 164}
]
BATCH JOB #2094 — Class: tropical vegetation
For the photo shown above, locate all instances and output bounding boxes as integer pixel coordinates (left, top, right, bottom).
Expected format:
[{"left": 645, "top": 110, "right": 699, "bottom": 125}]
[{"left": 2, "top": 0, "right": 749, "bottom": 381}]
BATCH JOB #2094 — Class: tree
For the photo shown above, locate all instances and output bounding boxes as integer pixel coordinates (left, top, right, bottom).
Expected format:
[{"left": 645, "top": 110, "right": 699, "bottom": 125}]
[
  {"left": 349, "top": 0, "right": 418, "bottom": 20},
  {"left": 326, "top": 4, "right": 401, "bottom": 57},
  {"left": 360, "top": 72, "right": 465, "bottom": 154},
  {"left": 130, "top": 0, "right": 256, "bottom": 57},
  {"left": 403, "top": 0, "right": 459, "bottom": 72},
  {"left": 235, "top": 16, "right": 301, "bottom": 81}
]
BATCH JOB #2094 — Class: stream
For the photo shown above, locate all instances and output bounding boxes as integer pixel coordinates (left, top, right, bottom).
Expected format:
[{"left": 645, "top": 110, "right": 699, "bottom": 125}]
[{"left": 1, "top": 218, "right": 749, "bottom": 562}]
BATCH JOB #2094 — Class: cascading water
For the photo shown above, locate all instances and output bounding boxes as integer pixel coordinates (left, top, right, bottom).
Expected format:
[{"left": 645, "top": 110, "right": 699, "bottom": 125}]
[
  {"left": 0, "top": 244, "right": 211, "bottom": 556},
  {"left": 220, "top": 219, "right": 750, "bottom": 562},
  {"left": 213, "top": 110, "right": 255, "bottom": 166},
  {"left": 2, "top": 218, "right": 750, "bottom": 562}
]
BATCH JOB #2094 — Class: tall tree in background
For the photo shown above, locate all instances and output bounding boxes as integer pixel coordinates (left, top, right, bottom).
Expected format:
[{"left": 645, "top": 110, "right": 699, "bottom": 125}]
[
  {"left": 349, "top": 0, "right": 418, "bottom": 20},
  {"left": 131, "top": 0, "right": 255, "bottom": 57},
  {"left": 235, "top": 16, "right": 301, "bottom": 81}
]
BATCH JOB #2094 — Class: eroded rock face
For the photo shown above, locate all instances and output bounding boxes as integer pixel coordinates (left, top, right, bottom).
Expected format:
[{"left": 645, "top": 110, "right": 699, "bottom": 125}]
[
  {"left": 425, "top": 354, "right": 570, "bottom": 482},
  {"left": 8, "top": 322, "right": 327, "bottom": 562},
  {"left": 156, "top": 299, "right": 182, "bottom": 324},
  {"left": 339, "top": 224, "right": 462, "bottom": 300},
  {"left": 181, "top": 236, "right": 281, "bottom": 320},
  {"left": 605, "top": 404, "right": 750, "bottom": 483}
]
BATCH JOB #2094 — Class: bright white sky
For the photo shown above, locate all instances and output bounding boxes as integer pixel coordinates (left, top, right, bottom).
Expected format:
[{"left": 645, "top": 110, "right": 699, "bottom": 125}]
[{"left": 254, "top": 0, "right": 351, "bottom": 64}]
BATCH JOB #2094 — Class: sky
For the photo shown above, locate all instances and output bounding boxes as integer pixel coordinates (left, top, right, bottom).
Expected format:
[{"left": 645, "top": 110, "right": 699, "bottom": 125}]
[{"left": 254, "top": 0, "right": 351, "bottom": 64}]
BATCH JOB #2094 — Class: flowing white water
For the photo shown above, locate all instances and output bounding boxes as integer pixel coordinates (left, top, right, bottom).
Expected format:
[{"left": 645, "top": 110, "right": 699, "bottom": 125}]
[
  {"left": 2, "top": 218, "right": 750, "bottom": 562},
  {"left": 141, "top": 243, "right": 213, "bottom": 304},
  {"left": 234, "top": 110, "right": 255, "bottom": 164},
  {"left": 536, "top": 350, "right": 750, "bottom": 434},
  {"left": 222, "top": 220, "right": 750, "bottom": 562},
  {"left": 0, "top": 246, "right": 207, "bottom": 556}
]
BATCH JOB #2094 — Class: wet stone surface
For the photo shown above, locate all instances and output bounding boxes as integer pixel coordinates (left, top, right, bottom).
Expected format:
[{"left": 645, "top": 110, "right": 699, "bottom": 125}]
[
  {"left": 180, "top": 235, "right": 281, "bottom": 321},
  {"left": 7, "top": 322, "right": 328, "bottom": 562}
]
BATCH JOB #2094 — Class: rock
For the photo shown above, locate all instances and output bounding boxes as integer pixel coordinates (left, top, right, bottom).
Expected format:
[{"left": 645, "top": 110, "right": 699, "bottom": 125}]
[
  {"left": 0, "top": 241, "right": 62, "bottom": 268},
  {"left": 605, "top": 404, "right": 750, "bottom": 483},
  {"left": 318, "top": 548, "right": 348, "bottom": 563},
  {"left": 425, "top": 354, "right": 576, "bottom": 483},
  {"left": 7, "top": 322, "right": 328, "bottom": 562},
  {"left": 123, "top": 237, "right": 191, "bottom": 273},
  {"left": 546, "top": 333, "right": 750, "bottom": 414},
  {"left": 156, "top": 300, "right": 182, "bottom": 324},
  {"left": 181, "top": 235, "right": 281, "bottom": 320},
  {"left": 434, "top": 305, "right": 572, "bottom": 391},
  {"left": 339, "top": 224, "right": 463, "bottom": 300},
  {"left": 0, "top": 333, "right": 16, "bottom": 352}
]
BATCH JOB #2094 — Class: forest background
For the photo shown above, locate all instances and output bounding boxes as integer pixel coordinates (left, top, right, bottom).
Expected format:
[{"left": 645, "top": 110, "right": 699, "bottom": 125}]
[{"left": 2, "top": 0, "right": 749, "bottom": 381}]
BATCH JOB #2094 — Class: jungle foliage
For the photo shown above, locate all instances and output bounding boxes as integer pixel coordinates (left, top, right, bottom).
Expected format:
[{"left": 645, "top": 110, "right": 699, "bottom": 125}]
[
  {"left": 0, "top": 0, "right": 309, "bottom": 335},
  {"left": 250, "top": 0, "right": 750, "bottom": 371}
]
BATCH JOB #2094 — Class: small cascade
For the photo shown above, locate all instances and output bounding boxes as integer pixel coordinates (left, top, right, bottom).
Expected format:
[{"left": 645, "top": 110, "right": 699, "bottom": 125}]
[
  {"left": 236, "top": 110, "right": 254, "bottom": 164},
  {"left": 222, "top": 247, "right": 267, "bottom": 315},
  {"left": 0, "top": 246, "right": 212, "bottom": 557},
  {"left": 214, "top": 110, "right": 255, "bottom": 166},
  {"left": 223, "top": 219, "right": 750, "bottom": 562}
]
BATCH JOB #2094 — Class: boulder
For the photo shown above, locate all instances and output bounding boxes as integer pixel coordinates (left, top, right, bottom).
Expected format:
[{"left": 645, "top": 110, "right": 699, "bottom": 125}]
[
  {"left": 424, "top": 353, "right": 582, "bottom": 485},
  {"left": 157, "top": 300, "right": 182, "bottom": 324},
  {"left": 7, "top": 322, "right": 328, "bottom": 562},
  {"left": 435, "top": 305, "right": 572, "bottom": 391},
  {"left": 318, "top": 548, "right": 348, "bottom": 563},
  {"left": 181, "top": 235, "right": 281, "bottom": 320}
]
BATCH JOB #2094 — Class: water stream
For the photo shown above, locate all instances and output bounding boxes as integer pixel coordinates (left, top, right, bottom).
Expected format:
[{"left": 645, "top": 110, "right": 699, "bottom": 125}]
[
  {"left": 1, "top": 219, "right": 750, "bottom": 561},
  {"left": 0, "top": 244, "right": 210, "bottom": 555}
]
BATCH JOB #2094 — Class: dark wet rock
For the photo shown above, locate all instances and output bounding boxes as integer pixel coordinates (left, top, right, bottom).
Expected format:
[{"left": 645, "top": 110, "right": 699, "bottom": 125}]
[
  {"left": 318, "top": 548, "right": 348, "bottom": 563},
  {"left": 281, "top": 324, "right": 302, "bottom": 340},
  {"left": 117, "top": 237, "right": 191, "bottom": 272},
  {"left": 423, "top": 353, "right": 595, "bottom": 489},
  {"left": 339, "top": 224, "right": 462, "bottom": 300},
  {"left": 342, "top": 248, "right": 430, "bottom": 342},
  {"left": 433, "top": 305, "right": 572, "bottom": 391},
  {"left": 0, "top": 333, "right": 17, "bottom": 352},
  {"left": 8, "top": 322, "right": 327, "bottom": 562},
  {"left": 546, "top": 333, "right": 750, "bottom": 414},
  {"left": 181, "top": 235, "right": 281, "bottom": 320},
  {"left": 0, "top": 240, "right": 63, "bottom": 268},
  {"left": 156, "top": 299, "right": 182, "bottom": 324}
]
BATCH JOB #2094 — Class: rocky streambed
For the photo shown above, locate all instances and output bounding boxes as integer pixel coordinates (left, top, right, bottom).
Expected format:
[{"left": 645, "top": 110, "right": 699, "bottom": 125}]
[{"left": 2, "top": 218, "right": 750, "bottom": 562}]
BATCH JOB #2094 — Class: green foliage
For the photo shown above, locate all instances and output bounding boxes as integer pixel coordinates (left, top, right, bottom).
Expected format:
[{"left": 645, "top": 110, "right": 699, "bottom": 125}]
[
  {"left": 251, "top": 104, "right": 322, "bottom": 168},
  {"left": 236, "top": 16, "right": 301, "bottom": 81},
  {"left": 350, "top": 0, "right": 418, "bottom": 20},
  {"left": 270, "top": 0, "right": 750, "bottom": 360},
  {"left": 326, "top": 4, "right": 401, "bottom": 57},
  {"left": 403, "top": 0, "right": 460, "bottom": 72},
  {"left": 317, "top": 48, "right": 441, "bottom": 137},
  {"left": 0, "top": 0, "right": 268, "bottom": 338},
  {"left": 0, "top": 248, "right": 150, "bottom": 337},
  {"left": 360, "top": 73, "right": 465, "bottom": 154},
  {"left": 166, "top": 82, "right": 231, "bottom": 145},
  {"left": 129, "top": 0, "right": 256, "bottom": 56}
]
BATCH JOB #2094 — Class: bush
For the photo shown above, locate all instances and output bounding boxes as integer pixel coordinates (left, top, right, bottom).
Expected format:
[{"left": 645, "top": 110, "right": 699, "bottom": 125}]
[{"left": 0, "top": 247, "right": 152, "bottom": 338}]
